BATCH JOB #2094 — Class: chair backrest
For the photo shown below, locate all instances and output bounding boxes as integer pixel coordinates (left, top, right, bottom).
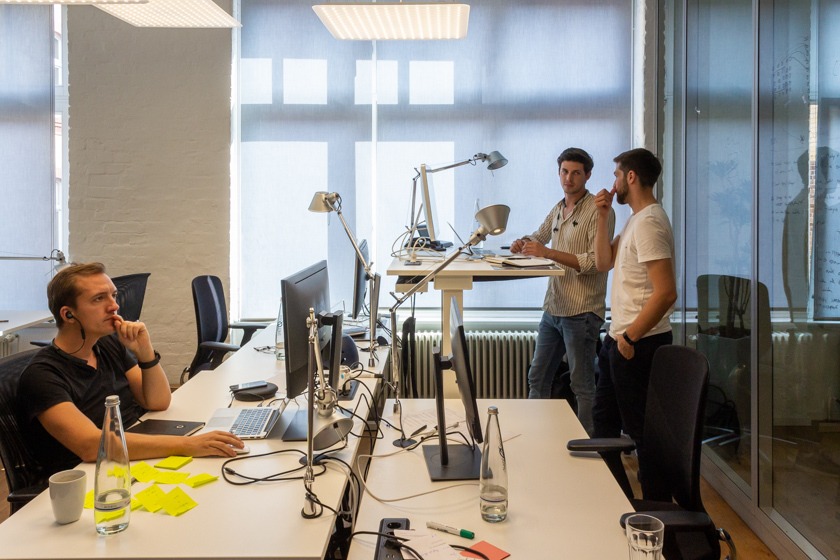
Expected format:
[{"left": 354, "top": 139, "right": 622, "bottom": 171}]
[
  {"left": 188, "top": 275, "right": 230, "bottom": 376},
  {"left": 0, "top": 349, "right": 48, "bottom": 501},
  {"left": 642, "top": 345, "right": 710, "bottom": 511},
  {"left": 112, "top": 272, "right": 151, "bottom": 322}
]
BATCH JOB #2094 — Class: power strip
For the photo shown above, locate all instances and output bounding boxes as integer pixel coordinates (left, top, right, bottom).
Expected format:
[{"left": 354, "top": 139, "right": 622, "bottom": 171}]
[{"left": 373, "top": 518, "right": 410, "bottom": 560}]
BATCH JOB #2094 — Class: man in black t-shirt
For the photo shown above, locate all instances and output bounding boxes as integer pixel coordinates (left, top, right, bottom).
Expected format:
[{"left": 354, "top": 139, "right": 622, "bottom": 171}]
[{"left": 18, "top": 262, "right": 245, "bottom": 476}]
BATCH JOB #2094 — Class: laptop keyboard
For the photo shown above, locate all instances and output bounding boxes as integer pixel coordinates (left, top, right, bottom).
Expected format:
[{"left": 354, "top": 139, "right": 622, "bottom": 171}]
[{"left": 230, "top": 407, "right": 274, "bottom": 437}]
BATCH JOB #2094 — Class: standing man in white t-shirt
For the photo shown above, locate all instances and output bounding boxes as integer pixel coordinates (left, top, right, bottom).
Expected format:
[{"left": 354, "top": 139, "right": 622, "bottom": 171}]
[{"left": 591, "top": 148, "right": 677, "bottom": 499}]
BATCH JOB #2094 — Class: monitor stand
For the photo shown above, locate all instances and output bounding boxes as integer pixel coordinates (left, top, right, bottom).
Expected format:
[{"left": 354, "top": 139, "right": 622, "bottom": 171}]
[
  {"left": 422, "top": 444, "right": 481, "bottom": 481},
  {"left": 281, "top": 408, "right": 353, "bottom": 442}
]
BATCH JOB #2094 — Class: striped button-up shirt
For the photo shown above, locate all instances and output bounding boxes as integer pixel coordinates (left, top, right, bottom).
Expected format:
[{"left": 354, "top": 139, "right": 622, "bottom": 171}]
[{"left": 523, "top": 191, "right": 615, "bottom": 320}]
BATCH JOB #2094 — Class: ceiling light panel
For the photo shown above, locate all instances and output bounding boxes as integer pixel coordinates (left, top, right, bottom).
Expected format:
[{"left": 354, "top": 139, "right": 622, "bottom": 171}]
[
  {"left": 313, "top": 3, "right": 470, "bottom": 40},
  {"left": 95, "top": 0, "right": 240, "bottom": 27},
  {"left": 0, "top": 1, "right": 146, "bottom": 4}
]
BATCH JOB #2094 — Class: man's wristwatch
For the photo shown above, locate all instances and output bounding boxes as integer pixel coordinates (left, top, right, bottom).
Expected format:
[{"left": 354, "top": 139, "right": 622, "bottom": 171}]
[
  {"left": 622, "top": 332, "right": 636, "bottom": 347},
  {"left": 138, "top": 351, "right": 161, "bottom": 369}
]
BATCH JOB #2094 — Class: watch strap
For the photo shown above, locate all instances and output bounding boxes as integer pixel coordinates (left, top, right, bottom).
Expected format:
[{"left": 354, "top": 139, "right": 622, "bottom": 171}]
[
  {"left": 138, "top": 350, "right": 161, "bottom": 369},
  {"left": 622, "top": 332, "right": 636, "bottom": 346}
]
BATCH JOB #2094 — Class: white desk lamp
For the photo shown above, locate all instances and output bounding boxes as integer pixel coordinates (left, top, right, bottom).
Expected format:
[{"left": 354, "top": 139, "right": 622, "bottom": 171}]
[
  {"left": 309, "top": 191, "right": 382, "bottom": 367},
  {"left": 301, "top": 308, "right": 354, "bottom": 519},
  {"left": 0, "top": 249, "right": 69, "bottom": 271},
  {"left": 389, "top": 203, "right": 510, "bottom": 447},
  {"left": 407, "top": 150, "right": 507, "bottom": 257}
]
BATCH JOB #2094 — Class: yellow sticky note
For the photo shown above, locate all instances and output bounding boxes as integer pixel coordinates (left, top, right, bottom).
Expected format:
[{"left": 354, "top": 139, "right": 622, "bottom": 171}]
[
  {"left": 154, "top": 471, "right": 190, "bottom": 485},
  {"left": 161, "top": 487, "right": 198, "bottom": 517},
  {"left": 134, "top": 484, "right": 167, "bottom": 513},
  {"left": 130, "top": 461, "right": 159, "bottom": 483},
  {"left": 107, "top": 465, "right": 130, "bottom": 479},
  {"left": 130, "top": 497, "right": 142, "bottom": 511},
  {"left": 84, "top": 489, "right": 95, "bottom": 509},
  {"left": 154, "top": 456, "right": 193, "bottom": 470},
  {"left": 184, "top": 473, "right": 218, "bottom": 488}
]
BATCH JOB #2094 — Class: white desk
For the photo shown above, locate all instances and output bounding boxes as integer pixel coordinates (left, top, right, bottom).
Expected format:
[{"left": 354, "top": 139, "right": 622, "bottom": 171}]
[
  {"left": 348, "top": 398, "right": 631, "bottom": 559},
  {"left": 387, "top": 256, "right": 565, "bottom": 396},
  {"left": 0, "top": 327, "right": 382, "bottom": 560},
  {"left": 0, "top": 310, "right": 52, "bottom": 338}
]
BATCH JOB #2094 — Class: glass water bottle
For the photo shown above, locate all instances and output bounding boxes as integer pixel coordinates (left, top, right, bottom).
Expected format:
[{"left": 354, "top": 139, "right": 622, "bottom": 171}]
[
  {"left": 94, "top": 395, "right": 131, "bottom": 535},
  {"left": 479, "top": 406, "right": 508, "bottom": 522}
]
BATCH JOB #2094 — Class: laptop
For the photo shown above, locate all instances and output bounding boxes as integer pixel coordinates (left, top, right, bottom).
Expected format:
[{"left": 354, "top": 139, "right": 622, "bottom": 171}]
[
  {"left": 447, "top": 222, "right": 496, "bottom": 256},
  {"left": 203, "top": 400, "right": 288, "bottom": 439}
]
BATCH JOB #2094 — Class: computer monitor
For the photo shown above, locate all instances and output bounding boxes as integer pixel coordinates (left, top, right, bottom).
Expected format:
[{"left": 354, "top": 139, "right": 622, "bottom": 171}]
[
  {"left": 416, "top": 164, "right": 452, "bottom": 251},
  {"left": 351, "top": 239, "right": 368, "bottom": 320},
  {"left": 280, "top": 261, "right": 345, "bottom": 441},
  {"left": 422, "top": 296, "right": 484, "bottom": 481}
]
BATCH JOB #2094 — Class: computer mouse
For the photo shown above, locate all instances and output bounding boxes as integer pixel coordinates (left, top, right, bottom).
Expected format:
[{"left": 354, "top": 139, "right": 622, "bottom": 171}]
[{"left": 230, "top": 444, "right": 250, "bottom": 455}]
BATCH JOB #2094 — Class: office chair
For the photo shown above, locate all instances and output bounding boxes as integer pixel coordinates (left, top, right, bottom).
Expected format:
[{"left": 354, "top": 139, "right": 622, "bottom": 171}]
[
  {"left": 183, "top": 275, "right": 268, "bottom": 382},
  {"left": 30, "top": 271, "right": 151, "bottom": 348},
  {"left": 111, "top": 272, "right": 151, "bottom": 321},
  {"left": 568, "top": 345, "right": 735, "bottom": 560},
  {"left": 0, "top": 349, "right": 49, "bottom": 515}
]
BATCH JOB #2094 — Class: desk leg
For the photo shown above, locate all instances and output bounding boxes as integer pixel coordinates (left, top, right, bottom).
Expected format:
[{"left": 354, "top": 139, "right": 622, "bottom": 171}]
[{"left": 440, "top": 288, "right": 464, "bottom": 398}]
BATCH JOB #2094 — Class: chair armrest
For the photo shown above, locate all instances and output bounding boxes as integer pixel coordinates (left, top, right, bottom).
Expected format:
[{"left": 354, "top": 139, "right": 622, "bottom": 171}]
[
  {"left": 199, "top": 341, "right": 240, "bottom": 354},
  {"left": 567, "top": 437, "right": 636, "bottom": 453},
  {"left": 230, "top": 321, "right": 270, "bottom": 345},
  {"left": 8, "top": 484, "right": 48, "bottom": 514},
  {"left": 620, "top": 510, "right": 713, "bottom": 531},
  {"left": 230, "top": 321, "right": 270, "bottom": 330}
]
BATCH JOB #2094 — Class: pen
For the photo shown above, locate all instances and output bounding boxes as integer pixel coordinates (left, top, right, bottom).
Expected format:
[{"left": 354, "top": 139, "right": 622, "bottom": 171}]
[{"left": 426, "top": 521, "right": 474, "bottom": 539}]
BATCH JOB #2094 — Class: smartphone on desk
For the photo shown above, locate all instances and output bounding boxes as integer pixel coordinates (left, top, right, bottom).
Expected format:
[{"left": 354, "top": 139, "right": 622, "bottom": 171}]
[{"left": 229, "top": 380, "right": 268, "bottom": 393}]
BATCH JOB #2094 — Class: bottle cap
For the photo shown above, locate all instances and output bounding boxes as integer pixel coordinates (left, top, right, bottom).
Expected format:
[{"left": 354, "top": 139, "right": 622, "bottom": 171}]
[
  {"left": 487, "top": 406, "right": 498, "bottom": 414},
  {"left": 105, "top": 395, "right": 120, "bottom": 406}
]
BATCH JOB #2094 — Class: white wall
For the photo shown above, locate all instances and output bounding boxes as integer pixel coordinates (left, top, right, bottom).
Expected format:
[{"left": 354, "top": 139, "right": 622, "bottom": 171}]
[{"left": 67, "top": 4, "right": 233, "bottom": 384}]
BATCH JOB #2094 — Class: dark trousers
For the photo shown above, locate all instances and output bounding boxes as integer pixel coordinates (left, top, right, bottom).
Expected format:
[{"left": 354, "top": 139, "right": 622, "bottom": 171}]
[{"left": 593, "top": 331, "right": 672, "bottom": 499}]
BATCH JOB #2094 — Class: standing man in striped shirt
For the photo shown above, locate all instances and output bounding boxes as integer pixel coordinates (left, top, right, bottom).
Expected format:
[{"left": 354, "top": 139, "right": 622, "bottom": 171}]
[{"left": 511, "top": 147, "right": 615, "bottom": 435}]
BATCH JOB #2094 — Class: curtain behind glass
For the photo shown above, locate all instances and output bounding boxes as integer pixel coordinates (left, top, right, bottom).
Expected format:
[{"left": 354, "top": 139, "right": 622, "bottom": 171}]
[
  {"left": 0, "top": 6, "right": 55, "bottom": 309},
  {"left": 239, "top": 0, "right": 631, "bottom": 318}
]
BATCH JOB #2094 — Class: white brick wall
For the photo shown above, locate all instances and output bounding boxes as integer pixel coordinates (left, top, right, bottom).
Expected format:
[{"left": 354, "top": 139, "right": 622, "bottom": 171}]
[{"left": 67, "top": 4, "right": 234, "bottom": 385}]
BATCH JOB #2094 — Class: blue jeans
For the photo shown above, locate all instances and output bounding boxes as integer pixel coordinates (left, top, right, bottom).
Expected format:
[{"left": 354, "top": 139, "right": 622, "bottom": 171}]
[{"left": 527, "top": 311, "right": 602, "bottom": 435}]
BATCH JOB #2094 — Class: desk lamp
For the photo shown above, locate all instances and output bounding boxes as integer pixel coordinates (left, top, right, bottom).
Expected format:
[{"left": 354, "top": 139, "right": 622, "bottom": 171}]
[
  {"left": 301, "top": 308, "right": 354, "bottom": 519},
  {"left": 0, "top": 249, "right": 69, "bottom": 271},
  {"left": 309, "top": 191, "right": 382, "bottom": 367},
  {"left": 389, "top": 203, "right": 510, "bottom": 447},
  {"left": 407, "top": 150, "right": 507, "bottom": 257}
]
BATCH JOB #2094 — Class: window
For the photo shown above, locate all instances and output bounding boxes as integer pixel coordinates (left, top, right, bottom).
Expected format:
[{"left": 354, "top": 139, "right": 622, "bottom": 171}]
[
  {"left": 0, "top": 6, "right": 60, "bottom": 309},
  {"left": 236, "top": 0, "right": 632, "bottom": 318}
]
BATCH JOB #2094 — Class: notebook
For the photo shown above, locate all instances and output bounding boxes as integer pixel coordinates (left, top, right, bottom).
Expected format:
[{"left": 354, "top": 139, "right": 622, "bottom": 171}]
[
  {"left": 203, "top": 401, "right": 288, "bottom": 440},
  {"left": 126, "top": 419, "right": 205, "bottom": 437}
]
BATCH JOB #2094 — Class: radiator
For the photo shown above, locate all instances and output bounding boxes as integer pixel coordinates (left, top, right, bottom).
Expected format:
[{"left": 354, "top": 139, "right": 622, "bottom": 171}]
[
  {"left": 412, "top": 331, "right": 537, "bottom": 399},
  {"left": 1, "top": 334, "right": 19, "bottom": 358}
]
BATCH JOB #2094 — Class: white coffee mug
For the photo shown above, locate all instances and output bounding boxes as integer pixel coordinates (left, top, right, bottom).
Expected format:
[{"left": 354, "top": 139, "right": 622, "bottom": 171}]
[{"left": 49, "top": 469, "right": 87, "bottom": 524}]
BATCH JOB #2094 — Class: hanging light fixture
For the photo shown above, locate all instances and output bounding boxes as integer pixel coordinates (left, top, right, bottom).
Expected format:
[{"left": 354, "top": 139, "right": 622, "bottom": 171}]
[
  {"left": 95, "top": 0, "right": 240, "bottom": 28},
  {"left": 313, "top": 2, "right": 470, "bottom": 40}
]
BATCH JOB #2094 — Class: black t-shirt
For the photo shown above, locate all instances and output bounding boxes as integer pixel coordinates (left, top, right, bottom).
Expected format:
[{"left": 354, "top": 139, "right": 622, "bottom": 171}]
[{"left": 18, "top": 334, "right": 145, "bottom": 476}]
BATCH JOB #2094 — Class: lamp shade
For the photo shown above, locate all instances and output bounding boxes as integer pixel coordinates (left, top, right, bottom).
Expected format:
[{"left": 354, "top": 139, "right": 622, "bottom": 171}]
[
  {"left": 312, "top": 411, "right": 354, "bottom": 450},
  {"left": 469, "top": 204, "right": 510, "bottom": 245},
  {"left": 485, "top": 150, "right": 508, "bottom": 170},
  {"left": 308, "top": 191, "right": 339, "bottom": 213}
]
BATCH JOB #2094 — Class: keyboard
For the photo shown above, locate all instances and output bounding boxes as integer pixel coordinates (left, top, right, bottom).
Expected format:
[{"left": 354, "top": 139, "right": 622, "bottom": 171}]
[{"left": 230, "top": 407, "right": 276, "bottom": 437}]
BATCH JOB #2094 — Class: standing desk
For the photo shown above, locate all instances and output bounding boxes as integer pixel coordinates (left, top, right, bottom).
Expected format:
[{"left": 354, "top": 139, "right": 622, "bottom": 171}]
[
  {"left": 0, "top": 326, "right": 382, "bottom": 560},
  {"left": 348, "top": 398, "right": 631, "bottom": 559},
  {"left": 387, "top": 256, "right": 565, "bottom": 396},
  {"left": 0, "top": 310, "right": 52, "bottom": 338}
]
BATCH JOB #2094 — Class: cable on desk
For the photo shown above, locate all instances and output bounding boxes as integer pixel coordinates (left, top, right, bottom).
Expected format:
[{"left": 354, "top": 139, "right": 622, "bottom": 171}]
[
  {"left": 220, "top": 449, "right": 326, "bottom": 485},
  {"left": 450, "top": 545, "right": 490, "bottom": 560},
  {"left": 348, "top": 531, "right": 424, "bottom": 560}
]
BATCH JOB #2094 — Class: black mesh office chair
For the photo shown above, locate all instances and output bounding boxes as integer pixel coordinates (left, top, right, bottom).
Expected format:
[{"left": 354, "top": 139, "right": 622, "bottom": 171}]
[
  {"left": 112, "top": 272, "right": 151, "bottom": 321},
  {"left": 0, "top": 349, "right": 49, "bottom": 515},
  {"left": 183, "top": 275, "right": 268, "bottom": 382},
  {"left": 568, "top": 345, "right": 735, "bottom": 560}
]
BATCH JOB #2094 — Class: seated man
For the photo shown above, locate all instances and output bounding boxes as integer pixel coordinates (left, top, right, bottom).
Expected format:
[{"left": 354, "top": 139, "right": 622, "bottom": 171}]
[{"left": 18, "top": 262, "right": 244, "bottom": 476}]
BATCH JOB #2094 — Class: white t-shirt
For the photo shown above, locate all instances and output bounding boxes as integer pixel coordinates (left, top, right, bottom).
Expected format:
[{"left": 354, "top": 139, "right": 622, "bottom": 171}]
[{"left": 609, "top": 203, "right": 675, "bottom": 340}]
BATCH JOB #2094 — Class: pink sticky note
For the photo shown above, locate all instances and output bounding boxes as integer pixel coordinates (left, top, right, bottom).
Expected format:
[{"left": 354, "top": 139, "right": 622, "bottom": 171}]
[{"left": 460, "top": 540, "right": 510, "bottom": 560}]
